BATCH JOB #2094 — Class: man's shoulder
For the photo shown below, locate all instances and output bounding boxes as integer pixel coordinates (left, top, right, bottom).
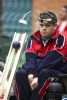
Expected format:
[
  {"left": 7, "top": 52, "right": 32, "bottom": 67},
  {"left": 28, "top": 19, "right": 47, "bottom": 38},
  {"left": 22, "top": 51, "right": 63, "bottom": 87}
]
[
  {"left": 29, "top": 30, "right": 42, "bottom": 43},
  {"left": 32, "top": 30, "right": 41, "bottom": 40}
]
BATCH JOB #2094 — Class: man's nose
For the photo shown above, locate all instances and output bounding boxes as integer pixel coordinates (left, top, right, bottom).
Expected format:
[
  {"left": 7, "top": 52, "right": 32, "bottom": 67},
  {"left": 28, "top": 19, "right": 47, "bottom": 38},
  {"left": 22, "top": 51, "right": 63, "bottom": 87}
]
[{"left": 42, "top": 25, "right": 46, "bottom": 30}]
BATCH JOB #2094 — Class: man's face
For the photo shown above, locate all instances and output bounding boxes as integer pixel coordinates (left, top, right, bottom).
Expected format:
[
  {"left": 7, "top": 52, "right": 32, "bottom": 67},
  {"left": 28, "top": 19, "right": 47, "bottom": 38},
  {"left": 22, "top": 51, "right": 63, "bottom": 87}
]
[
  {"left": 39, "top": 22, "right": 55, "bottom": 38},
  {"left": 59, "top": 7, "right": 67, "bottom": 21}
]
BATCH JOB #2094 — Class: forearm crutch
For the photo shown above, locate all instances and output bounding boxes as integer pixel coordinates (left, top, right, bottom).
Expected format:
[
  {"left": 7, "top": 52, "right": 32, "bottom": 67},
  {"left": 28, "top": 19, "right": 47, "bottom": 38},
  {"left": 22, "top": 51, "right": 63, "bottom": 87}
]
[{"left": 0, "top": 32, "right": 26, "bottom": 100}]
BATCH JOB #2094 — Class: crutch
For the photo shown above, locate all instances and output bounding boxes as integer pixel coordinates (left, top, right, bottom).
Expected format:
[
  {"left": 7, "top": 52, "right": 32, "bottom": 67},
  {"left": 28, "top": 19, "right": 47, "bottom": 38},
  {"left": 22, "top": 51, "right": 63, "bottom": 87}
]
[
  {"left": 0, "top": 32, "right": 18, "bottom": 84},
  {"left": 0, "top": 33, "right": 26, "bottom": 100},
  {"left": 0, "top": 32, "right": 20, "bottom": 96}
]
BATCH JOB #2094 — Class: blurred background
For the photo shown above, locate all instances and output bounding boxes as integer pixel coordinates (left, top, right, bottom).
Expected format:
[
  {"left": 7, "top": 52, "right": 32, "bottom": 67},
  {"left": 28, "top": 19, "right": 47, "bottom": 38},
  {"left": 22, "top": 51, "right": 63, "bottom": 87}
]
[
  {"left": 32, "top": 0, "right": 67, "bottom": 32},
  {"left": 0, "top": 0, "right": 32, "bottom": 65},
  {"left": 0, "top": 0, "right": 67, "bottom": 65}
]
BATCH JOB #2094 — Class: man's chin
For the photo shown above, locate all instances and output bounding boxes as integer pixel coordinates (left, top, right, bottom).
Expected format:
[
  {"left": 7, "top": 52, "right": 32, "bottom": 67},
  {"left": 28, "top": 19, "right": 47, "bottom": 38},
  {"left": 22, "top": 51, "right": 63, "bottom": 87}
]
[
  {"left": 41, "top": 33, "right": 46, "bottom": 36},
  {"left": 42, "top": 34, "right": 50, "bottom": 38},
  {"left": 41, "top": 33, "right": 48, "bottom": 37}
]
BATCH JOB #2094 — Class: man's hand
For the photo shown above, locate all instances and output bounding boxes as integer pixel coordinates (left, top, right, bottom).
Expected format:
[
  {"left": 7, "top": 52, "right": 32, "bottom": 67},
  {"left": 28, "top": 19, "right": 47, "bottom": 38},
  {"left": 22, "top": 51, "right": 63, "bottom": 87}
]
[
  {"left": 28, "top": 74, "right": 38, "bottom": 90},
  {"left": 30, "top": 77, "right": 38, "bottom": 90},
  {"left": 28, "top": 74, "right": 34, "bottom": 84}
]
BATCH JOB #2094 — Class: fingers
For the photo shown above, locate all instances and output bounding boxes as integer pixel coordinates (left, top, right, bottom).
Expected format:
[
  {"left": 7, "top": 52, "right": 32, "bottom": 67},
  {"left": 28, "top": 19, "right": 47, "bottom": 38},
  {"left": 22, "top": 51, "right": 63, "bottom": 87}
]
[
  {"left": 30, "top": 77, "right": 38, "bottom": 90},
  {"left": 28, "top": 74, "right": 34, "bottom": 84},
  {"left": 28, "top": 74, "right": 39, "bottom": 90}
]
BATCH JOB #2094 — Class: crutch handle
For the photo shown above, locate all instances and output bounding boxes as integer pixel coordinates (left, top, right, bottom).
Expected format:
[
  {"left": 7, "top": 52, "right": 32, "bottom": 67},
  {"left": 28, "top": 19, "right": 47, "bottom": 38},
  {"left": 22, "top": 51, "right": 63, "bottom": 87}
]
[{"left": 12, "top": 41, "right": 20, "bottom": 49}]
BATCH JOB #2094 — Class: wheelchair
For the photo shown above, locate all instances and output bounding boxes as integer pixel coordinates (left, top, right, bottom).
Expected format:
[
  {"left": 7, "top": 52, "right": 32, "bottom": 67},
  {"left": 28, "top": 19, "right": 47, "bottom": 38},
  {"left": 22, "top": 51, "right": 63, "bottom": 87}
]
[
  {"left": 9, "top": 74, "right": 67, "bottom": 100},
  {"left": 0, "top": 62, "right": 67, "bottom": 100},
  {"left": 43, "top": 74, "right": 67, "bottom": 100}
]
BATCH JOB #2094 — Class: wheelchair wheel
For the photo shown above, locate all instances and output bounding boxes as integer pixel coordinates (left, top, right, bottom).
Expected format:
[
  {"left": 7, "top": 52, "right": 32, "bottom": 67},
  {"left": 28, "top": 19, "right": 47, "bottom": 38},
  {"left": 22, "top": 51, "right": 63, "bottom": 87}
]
[
  {"left": 43, "top": 93, "right": 62, "bottom": 100},
  {"left": 43, "top": 81, "right": 64, "bottom": 100}
]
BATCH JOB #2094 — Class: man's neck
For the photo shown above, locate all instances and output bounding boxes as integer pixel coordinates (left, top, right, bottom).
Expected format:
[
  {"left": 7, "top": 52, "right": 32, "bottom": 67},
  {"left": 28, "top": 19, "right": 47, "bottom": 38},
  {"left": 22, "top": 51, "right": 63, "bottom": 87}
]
[{"left": 42, "top": 36, "right": 50, "bottom": 41}]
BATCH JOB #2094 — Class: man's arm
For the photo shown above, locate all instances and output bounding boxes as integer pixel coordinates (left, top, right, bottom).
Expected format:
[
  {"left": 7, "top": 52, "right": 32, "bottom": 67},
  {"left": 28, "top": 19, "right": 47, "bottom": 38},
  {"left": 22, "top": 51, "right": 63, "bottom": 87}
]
[
  {"left": 22, "top": 36, "right": 38, "bottom": 75},
  {"left": 35, "top": 33, "right": 67, "bottom": 74},
  {"left": 35, "top": 50, "right": 63, "bottom": 73},
  {"left": 23, "top": 52, "right": 37, "bottom": 74},
  {"left": 21, "top": 36, "right": 40, "bottom": 90}
]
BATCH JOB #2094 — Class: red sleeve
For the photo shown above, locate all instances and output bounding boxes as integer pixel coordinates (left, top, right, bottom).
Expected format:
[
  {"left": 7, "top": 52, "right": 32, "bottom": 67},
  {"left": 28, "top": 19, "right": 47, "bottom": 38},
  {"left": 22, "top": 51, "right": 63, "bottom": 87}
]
[{"left": 26, "top": 39, "right": 41, "bottom": 55}]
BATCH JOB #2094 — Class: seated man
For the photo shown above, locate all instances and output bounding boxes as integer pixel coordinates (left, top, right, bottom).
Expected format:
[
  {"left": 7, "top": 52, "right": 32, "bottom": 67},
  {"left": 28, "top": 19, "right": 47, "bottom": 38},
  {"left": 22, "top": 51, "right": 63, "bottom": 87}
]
[{"left": 15, "top": 11, "right": 67, "bottom": 100}]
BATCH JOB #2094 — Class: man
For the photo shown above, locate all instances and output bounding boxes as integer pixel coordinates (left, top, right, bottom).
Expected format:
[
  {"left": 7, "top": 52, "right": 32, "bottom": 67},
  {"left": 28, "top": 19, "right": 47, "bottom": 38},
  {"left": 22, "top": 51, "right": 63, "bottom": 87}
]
[
  {"left": 15, "top": 11, "right": 67, "bottom": 100},
  {"left": 58, "top": 5, "right": 67, "bottom": 33}
]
